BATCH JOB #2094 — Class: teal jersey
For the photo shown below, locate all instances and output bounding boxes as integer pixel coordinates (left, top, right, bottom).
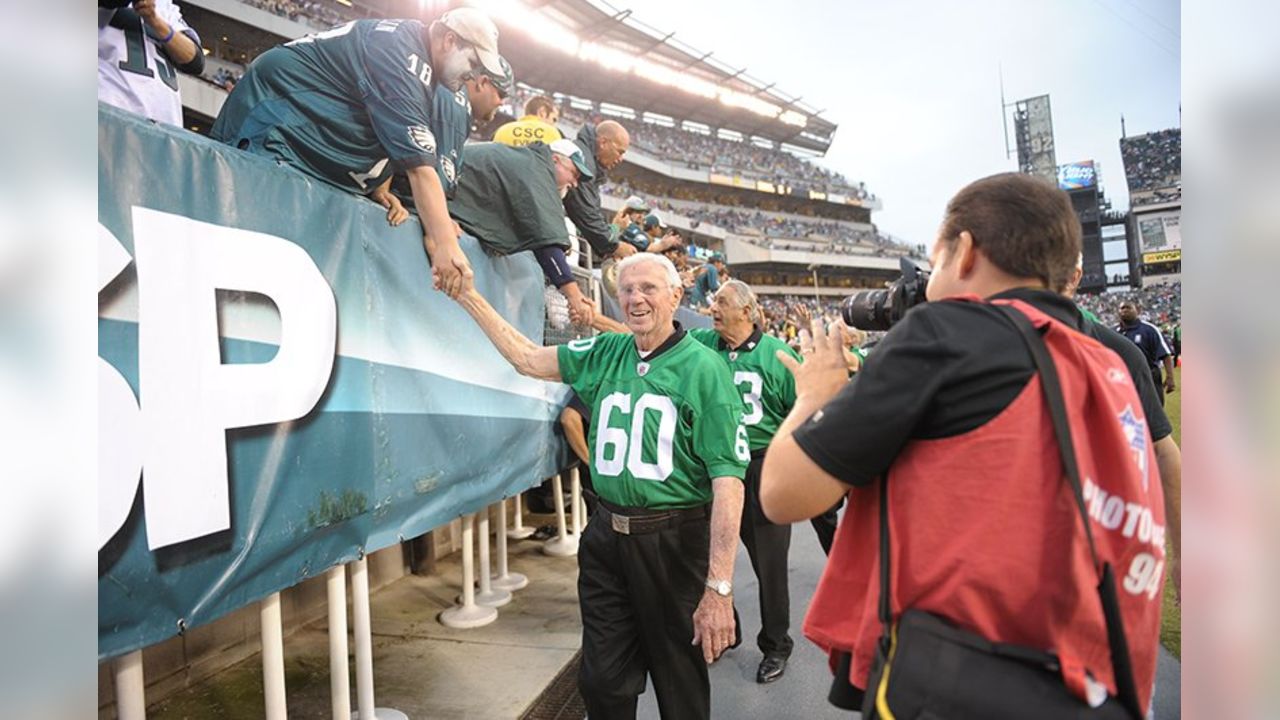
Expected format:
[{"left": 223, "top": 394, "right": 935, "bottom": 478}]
[
  {"left": 430, "top": 84, "right": 472, "bottom": 197},
  {"left": 448, "top": 142, "right": 569, "bottom": 255},
  {"left": 689, "top": 328, "right": 799, "bottom": 450},
  {"left": 558, "top": 331, "right": 749, "bottom": 509},
  {"left": 689, "top": 265, "right": 720, "bottom": 307},
  {"left": 211, "top": 19, "right": 443, "bottom": 195}
]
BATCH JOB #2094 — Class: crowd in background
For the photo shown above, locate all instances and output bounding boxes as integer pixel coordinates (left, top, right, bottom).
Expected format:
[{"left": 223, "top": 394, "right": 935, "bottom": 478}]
[
  {"left": 238, "top": 0, "right": 356, "bottom": 30},
  {"left": 599, "top": 178, "right": 921, "bottom": 258},
  {"left": 209, "top": 67, "right": 241, "bottom": 91},
  {"left": 1075, "top": 282, "right": 1181, "bottom": 326},
  {"left": 1120, "top": 128, "right": 1180, "bottom": 206},
  {"left": 543, "top": 98, "right": 872, "bottom": 200}
]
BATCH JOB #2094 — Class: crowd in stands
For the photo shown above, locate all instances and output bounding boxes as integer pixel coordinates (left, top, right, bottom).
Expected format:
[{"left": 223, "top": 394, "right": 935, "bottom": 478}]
[
  {"left": 1075, "top": 281, "right": 1181, "bottom": 326},
  {"left": 535, "top": 91, "right": 874, "bottom": 200},
  {"left": 238, "top": 0, "right": 356, "bottom": 30},
  {"left": 209, "top": 67, "right": 241, "bottom": 91},
  {"left": 601, "top": 179, "right": 920, "bottom": 258},
  {"left": 1120, "top": 128, "right": 1180, "bottom": 206},
  {"left": 624, "top": 121, "right": 872, "bottom": 199}
]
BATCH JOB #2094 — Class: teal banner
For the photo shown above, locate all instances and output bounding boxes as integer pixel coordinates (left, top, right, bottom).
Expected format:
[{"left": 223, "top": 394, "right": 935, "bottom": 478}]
[{"left": 97, "top": 104, "right": 569, "bottom": 660}]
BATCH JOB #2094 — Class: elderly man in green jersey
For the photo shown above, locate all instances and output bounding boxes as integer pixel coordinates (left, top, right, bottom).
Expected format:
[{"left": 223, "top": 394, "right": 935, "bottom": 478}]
[
  {"left": 452, "top": 252, "right": 748, "bottom": 719},
  {"left": 689, "top": 279, "right": 801, "bottom": 684}
]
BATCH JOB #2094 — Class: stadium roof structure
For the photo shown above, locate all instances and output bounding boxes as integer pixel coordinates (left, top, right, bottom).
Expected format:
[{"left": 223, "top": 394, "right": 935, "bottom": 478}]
[{"left": 455, "top": 0, "right": 839, "bottom": 153}]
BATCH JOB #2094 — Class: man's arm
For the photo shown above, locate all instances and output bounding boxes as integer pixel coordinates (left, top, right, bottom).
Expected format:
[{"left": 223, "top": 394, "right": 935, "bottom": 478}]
[
  {"left": 1155, "top": 435, "right": 1182, "bottom": 601},
  {"left": 134, "top": 0, "right": 199, "bottom": 68},
  {"left": 691, "top": 476, "right": 744, "bottom": 663},
  {"left": 455, "top": 288, "right": 562, "bottom": 381},
  {"left": 406, "top": 165, "right": 473, "bottom": 298},
  {"left": 370, "top": 178, "right": 409, "bottom": 226},
  {"left": 559, "top": 406, "right": 590, "bottom": 466},
  {"left": 1162, "top": 355, "right": 1176, "bottom": 393},
  {"left": 563, "top": 178, "right": 622, "bottom": 259}
]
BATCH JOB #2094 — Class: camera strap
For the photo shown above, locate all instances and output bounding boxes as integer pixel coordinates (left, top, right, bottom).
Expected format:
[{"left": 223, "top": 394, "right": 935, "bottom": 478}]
[{"left": 874, "top": 303, "right": 1142, "bottom": 720}]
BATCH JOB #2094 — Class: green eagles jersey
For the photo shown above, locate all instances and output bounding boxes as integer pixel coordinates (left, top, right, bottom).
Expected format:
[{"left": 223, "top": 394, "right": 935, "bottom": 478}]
[
  {"left": 557, "top": 331, "right": 748, "bottom": 509},
  {"left": 430, "top": 84, "right": 471, "bottom": 197},
  {"left": 211, "top": 19, "right": 446, "bottom": 195},
  {"left": 449, "top": 142, "right": 569, "bottom": 255},
  {"left": 689, "top": 327, "right": 799, "bottom": 451}
]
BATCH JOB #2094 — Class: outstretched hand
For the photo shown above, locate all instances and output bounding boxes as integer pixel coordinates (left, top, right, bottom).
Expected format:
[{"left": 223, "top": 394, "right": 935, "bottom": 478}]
[{"left": 777, "top": 318, "right": 848, "bottom": 405}]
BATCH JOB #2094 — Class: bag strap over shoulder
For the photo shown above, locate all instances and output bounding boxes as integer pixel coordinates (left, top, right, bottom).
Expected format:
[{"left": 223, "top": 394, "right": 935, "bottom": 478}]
[
  {"left": 993, "top": 302, "right": 1143, "bottom": 720},
  {"left": 872, "top": 299, "right": 1143, "bottom": 720}
]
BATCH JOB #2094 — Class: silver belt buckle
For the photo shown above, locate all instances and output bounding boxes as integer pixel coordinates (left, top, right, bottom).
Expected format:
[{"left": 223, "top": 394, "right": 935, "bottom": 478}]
[{"left": 610, "top": 512, "right": 631, "bottom": 535}]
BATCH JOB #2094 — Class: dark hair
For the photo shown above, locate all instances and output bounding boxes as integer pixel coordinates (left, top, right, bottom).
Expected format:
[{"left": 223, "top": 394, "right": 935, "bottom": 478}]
[
  {"left": 524, "top": 96, "right": 557, "bottom": 118},
  {"left": 939, "top": 173, "right": 1080, "bottom": 291}
]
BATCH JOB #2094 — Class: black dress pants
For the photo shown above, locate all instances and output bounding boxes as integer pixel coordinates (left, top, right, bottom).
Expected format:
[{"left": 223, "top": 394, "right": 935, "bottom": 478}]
[
  {"left": 739, "top": 453, "right": 793, "bottom": 657},
  {"left": 577, "top": 508, "right": 711, "bottom": 720},
  {"left": 810, "top": 496, "right": 843, "bottom": 556}
]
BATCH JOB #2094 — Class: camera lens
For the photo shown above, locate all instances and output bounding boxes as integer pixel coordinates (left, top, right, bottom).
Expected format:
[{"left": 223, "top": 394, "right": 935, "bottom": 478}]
[{"left": 842, "top": 290, "right": 891, "bottom": 332}]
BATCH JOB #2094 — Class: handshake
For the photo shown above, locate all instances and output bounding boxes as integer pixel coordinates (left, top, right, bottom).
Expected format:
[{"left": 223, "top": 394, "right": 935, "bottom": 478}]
[{"left": 557, "top": 281, "right": 596, "bottom": 328}]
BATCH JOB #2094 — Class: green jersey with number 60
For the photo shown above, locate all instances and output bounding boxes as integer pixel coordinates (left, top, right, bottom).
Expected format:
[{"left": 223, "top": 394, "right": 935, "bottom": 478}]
[
  {"left": 689, "top": 327, "right": 800, "bottom": 451},
  {"left": 558, "top": 331, "right": 748, "bottom": 510}
]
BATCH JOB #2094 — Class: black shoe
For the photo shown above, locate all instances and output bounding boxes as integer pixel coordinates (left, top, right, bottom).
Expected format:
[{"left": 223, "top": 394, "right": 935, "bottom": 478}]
[{"left": 756, "top": 654, "right": 787, "bottom": 684}]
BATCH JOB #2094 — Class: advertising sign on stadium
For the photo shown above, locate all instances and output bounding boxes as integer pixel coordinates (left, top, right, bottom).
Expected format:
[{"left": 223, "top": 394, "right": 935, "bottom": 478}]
[
  {"left": 1143, "top": 250, "right": 1182, "bottom": 264},
  {"left": 1057, "top": 160, "right": 1097, "bottom": 190},
  {"left": 1137, "top": 211, "right": 1182, "bottom": 253},
  {"left": 98, "top": 105, "right": 566, "bottom": 660}
]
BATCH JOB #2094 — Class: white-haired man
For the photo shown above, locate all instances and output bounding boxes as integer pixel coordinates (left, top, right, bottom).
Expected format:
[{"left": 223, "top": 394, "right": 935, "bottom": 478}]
[
  {"left": 452, "top": 252, "right": 748, "bottom": 719},
  {"left": 690, "top": 279, "right": 803, "bottom": 684}
]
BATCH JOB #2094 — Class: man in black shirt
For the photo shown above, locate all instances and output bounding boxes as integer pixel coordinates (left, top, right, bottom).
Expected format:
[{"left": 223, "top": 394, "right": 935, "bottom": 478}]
[{"left": 757, "top": 172, "right": 1164, "bottom": 711}]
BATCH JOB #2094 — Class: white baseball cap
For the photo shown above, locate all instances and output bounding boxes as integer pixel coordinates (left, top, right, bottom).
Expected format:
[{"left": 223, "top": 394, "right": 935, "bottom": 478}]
[
  {"left": 550, "top": 139, "right": 594, "bottom": 179},
  {"left": 439, "top": 8, "right": 504, "bottom": 77}
]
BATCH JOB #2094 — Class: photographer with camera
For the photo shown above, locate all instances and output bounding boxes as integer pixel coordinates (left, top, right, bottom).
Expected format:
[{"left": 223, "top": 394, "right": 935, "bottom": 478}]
[{"left": 760, "top": 173, "right": 1164, "bottom": 718}]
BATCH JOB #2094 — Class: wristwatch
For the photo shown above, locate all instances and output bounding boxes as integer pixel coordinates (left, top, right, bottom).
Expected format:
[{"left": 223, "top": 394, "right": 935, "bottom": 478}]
[{"left": 705, "top": 579, "right": 732, "bottom": 597}]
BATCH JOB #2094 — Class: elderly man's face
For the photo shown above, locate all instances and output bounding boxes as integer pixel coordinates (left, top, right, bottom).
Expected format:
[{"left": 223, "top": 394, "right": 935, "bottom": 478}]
[
  {"left": 552, "top": 155, "right": 580, "bottom": 194},
  {"left": 710, "top": 287, "right": 749, "bottom": 335},
  {"left": 618, "top": 261, "right": 679, "bottom": 336},
  {"left": 598, "top": 135, "right": 629, "bottom": 170}
]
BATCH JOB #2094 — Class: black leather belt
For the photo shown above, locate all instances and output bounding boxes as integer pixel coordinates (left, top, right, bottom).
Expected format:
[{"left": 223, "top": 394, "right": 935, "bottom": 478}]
[{"left": 596, "top": 500, "right": 709, "bottom": 536}]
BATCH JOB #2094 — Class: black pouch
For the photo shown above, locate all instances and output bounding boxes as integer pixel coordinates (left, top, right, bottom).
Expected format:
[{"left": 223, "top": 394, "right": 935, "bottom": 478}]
[{"left": 860, "top": 610, "right": 1131, "bottom": 719}]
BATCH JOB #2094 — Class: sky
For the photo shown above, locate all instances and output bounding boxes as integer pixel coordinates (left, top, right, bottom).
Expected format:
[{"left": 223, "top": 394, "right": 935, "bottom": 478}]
[{"left": 612, "top": 0, "right": 1181, "bottom": 249}]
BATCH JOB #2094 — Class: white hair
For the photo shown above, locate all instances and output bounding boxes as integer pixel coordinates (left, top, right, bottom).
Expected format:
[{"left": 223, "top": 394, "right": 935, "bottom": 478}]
[
  {"left": 715, "top": 279, "right": 762, "bottom": 324},
  {"left": 616, "top": 252, "right": 681, "bottom": 290}
]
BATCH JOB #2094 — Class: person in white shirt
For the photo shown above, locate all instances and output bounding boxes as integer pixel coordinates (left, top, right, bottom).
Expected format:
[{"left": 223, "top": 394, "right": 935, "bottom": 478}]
[{"left": 98, "top": 0, "right": 204, "bottom": 126}]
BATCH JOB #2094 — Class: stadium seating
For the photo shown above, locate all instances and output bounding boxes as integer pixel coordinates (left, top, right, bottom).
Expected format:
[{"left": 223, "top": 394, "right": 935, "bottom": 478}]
[{"left": 1120, "top": 128, "right": 1180, "bottom": 207}]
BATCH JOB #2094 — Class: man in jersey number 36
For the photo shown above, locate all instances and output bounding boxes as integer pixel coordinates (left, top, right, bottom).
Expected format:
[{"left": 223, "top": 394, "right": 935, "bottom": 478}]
[{"left": 452, "top": 253, "right": 748, "bottom": 720}]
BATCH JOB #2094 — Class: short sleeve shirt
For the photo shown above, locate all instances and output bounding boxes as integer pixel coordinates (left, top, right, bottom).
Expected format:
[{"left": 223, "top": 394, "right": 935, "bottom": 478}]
[
  {"left": 557, "top": 330, "right": 748, "bottom": 509},
  {"left": 689, "top": 327, "right": 800, "bottom": 451}
]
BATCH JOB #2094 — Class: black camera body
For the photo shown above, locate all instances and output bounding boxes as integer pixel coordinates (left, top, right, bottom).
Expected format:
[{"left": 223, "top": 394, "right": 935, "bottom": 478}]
[{"left": 841, "top": 256, "right": 931, "bottom": 332}]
